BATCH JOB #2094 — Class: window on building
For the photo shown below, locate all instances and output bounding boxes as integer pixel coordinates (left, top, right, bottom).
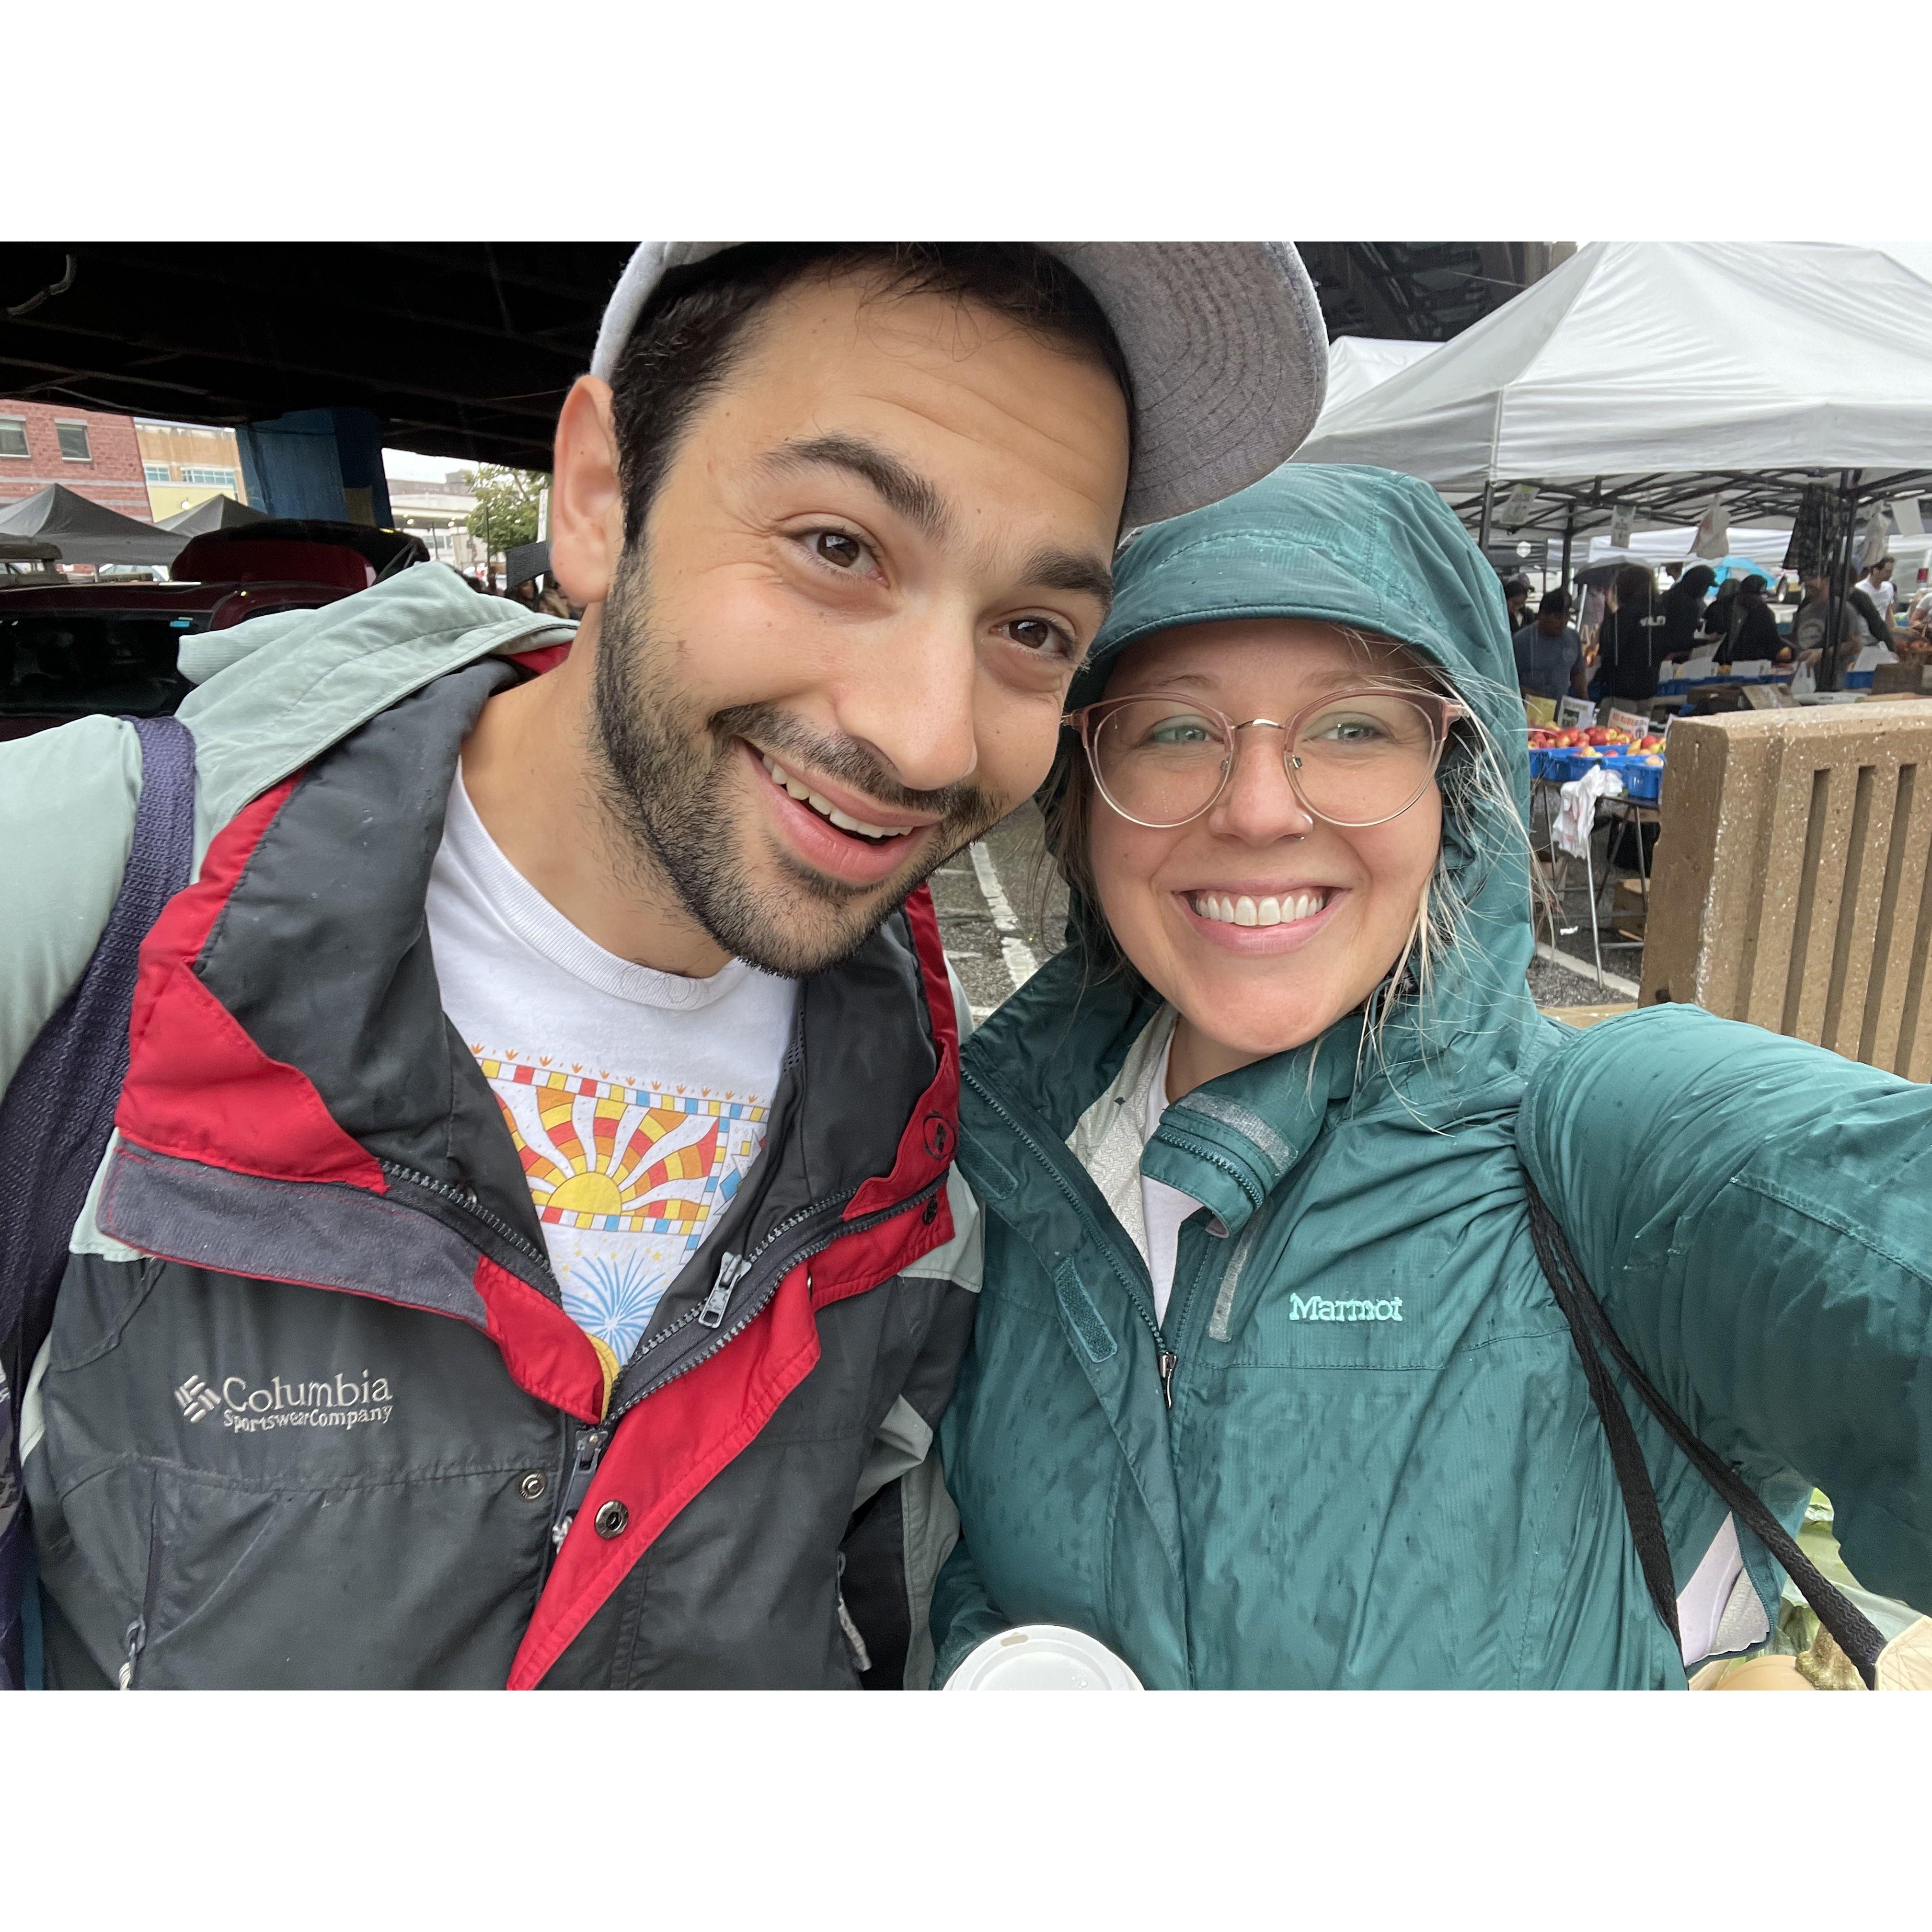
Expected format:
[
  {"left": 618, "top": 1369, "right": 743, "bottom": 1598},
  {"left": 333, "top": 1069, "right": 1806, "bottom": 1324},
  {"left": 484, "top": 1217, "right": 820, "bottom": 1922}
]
[
  {"left": 0, "top": 418, "right": 28, "bottom": 458},
  {"left": 56, "top": 421, "right": 92, "bottom": 461},
  {"left": 181, "top": 466, "right": 237, "bottom": 489},
  {"left": 144, "top": 462, "right": 172, "bottom": 484}
]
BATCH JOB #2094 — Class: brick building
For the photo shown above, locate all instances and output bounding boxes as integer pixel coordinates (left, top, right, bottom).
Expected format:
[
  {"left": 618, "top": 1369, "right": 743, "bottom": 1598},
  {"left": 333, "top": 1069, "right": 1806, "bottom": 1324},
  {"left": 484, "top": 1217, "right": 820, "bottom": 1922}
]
[{"left": 0, "top": 400, "right": 152, "bottom": 520}]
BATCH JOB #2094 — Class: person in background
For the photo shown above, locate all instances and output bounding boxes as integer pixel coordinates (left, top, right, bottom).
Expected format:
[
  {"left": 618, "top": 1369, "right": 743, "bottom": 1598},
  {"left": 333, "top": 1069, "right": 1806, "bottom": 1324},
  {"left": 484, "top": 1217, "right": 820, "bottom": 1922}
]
[
  {"left": 1660, "top": 563, "right": 1715, "bottom": 659},
  {"left": 1720, "top": 575, "right": 1784, "bottom": 665},
  {"left": 1908, "top": 582, "right": 1932, "bottom": 643},
  {"left": 1513, "top": 588, "right": 1586, "bottom": 701},
  {"left": 1501, "top": 575, "right": 1532, "bottom": 633},
  {"left": 1855, "top": 557, "right": 1898, "bottom": 637},
  {"left": 1699, "top": 573, "right": 1741, "bottom": 650},
  {"left": 1594, "top": 563, "right": 1668, "bottom": 702},
  {"left": 1793, "top": 574, "right": 1869, "bottom": 675}
]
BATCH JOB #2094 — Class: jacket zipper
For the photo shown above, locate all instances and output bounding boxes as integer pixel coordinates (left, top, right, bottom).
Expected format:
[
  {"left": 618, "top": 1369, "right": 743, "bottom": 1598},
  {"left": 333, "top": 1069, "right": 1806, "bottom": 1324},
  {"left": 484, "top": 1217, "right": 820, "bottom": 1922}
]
[
  {"left": 963, "top": 1067, "right": 1177, "bottom": 1405},
  {"left": 378, "top": 1160, "right": 563, "bottom": 1292},
  {"left": 1150, "top": 1128, "right": 1265, "bottom": 1212},
  {"left": 119, "top": 1493, "right": 166, "bottom": 1690},
  {"left": 540, "top": 1176, "right": 945, "bottom": 1560}
]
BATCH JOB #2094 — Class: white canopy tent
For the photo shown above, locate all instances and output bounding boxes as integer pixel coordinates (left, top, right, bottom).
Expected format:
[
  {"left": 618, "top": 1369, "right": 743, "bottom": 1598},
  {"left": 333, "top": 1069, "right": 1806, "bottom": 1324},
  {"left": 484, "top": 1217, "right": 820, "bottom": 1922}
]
[
  {"left": 1316, "top": 336, "right": 1441, "bottom": 421},
  {"left": 1295, "top": 242, "right": 1932, "bottom": 489}
]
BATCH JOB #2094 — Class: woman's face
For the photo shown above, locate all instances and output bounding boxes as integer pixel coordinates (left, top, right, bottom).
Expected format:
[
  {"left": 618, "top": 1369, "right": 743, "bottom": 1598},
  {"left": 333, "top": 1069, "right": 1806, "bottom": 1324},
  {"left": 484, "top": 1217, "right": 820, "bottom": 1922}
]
[{"left": 1087, "top": 620, "right": 1444, "bottom": 1079}]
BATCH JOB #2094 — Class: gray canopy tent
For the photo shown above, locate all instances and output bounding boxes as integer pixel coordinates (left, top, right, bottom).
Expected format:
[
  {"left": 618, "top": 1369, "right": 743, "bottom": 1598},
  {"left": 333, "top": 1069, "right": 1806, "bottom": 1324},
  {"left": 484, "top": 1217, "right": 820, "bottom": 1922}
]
[
  {"left": 157, "top": 493, "right": 271, "bottom": 536},
  {"left": 0, "top": 484, "right": 186, "bottom": 567}
]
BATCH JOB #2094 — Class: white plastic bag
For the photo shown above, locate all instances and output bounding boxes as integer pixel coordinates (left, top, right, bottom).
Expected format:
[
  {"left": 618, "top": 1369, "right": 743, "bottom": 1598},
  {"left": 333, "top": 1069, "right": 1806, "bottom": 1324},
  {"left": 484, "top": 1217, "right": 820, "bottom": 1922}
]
[
  {"left": 1554, "top": 764, "right": 1624, "bottom": 860},
  {"left": 1790, "top": 659, "right": 1817, "bottom": 697}
]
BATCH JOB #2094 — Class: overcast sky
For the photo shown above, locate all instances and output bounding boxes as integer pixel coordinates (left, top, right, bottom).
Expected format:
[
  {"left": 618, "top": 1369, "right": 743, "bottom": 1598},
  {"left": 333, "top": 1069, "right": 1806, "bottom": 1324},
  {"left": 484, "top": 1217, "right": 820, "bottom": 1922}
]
[{"left": 382, "top": 447, "right": 469, "bottom": 483}]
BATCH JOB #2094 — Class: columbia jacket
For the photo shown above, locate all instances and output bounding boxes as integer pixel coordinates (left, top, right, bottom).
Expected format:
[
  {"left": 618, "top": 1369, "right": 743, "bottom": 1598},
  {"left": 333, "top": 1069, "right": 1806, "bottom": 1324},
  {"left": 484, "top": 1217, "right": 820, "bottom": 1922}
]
[
  {"left": 933, "top": 465, "right": 1932, "bottom": 1689},
  {"left": 3, "top": 566, "right": 980, "bottom": 1689}
]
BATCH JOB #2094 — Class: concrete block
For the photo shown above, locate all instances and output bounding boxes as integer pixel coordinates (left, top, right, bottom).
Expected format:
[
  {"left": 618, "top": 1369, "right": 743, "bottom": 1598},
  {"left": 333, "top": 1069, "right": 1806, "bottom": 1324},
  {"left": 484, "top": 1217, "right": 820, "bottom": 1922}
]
[{"left": 1641, "top": 701, "right": 1932, "bottom": 1079}]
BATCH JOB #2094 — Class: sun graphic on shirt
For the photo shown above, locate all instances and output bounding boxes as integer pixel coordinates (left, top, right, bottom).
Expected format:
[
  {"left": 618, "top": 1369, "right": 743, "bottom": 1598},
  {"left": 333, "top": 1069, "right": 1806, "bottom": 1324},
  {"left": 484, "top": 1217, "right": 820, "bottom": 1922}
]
[{"left": 484, "top": 1082, "right": 721, "bottom": 1232}]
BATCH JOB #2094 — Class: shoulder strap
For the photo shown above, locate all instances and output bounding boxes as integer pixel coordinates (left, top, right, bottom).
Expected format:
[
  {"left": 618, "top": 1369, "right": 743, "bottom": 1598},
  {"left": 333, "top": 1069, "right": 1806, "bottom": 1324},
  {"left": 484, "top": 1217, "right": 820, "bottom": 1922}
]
[
  {"left": 0, "top": 715, "right": 196, "bottom": 1391},
  {"left": 1522, "top": 1168, "right": 1884, "bottom": 1688},
  {"left": 0, "top": 716, "right": 195, "bottom": 1691}
]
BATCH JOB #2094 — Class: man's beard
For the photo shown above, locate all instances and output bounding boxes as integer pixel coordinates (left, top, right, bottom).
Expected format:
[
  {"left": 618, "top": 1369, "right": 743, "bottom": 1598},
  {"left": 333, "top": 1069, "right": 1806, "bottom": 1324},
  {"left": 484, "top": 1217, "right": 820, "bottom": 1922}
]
[{"left": 590, "top": 561, "right": 1005, "bottom": 978}]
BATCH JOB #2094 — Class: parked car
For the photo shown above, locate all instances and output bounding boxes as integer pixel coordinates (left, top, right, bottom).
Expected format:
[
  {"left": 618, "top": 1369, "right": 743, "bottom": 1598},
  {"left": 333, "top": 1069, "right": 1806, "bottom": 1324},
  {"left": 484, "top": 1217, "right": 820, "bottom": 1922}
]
[{"left": 0, "top": 520, "right": 428, "bottom": 741}]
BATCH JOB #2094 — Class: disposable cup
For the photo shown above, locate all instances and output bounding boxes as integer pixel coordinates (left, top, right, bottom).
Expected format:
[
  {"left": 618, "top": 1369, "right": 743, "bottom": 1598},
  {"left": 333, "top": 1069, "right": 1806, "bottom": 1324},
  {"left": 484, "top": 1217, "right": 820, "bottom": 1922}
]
[{"left": 943, "top": 1624, "right": 1143, "bottom": 1691}]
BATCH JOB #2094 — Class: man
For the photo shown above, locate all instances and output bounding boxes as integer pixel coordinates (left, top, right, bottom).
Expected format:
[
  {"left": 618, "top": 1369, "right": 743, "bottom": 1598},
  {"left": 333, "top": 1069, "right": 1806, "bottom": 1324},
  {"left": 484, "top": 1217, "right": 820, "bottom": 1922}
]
[
  {"left": 0, "top": 242, "right": 1326, "bottom": 1689},
  {"left": 1593, "top": 563, "right": 1668, "bottom": 703},
  {"left": 1512, "top": 588, "right": 1587, "bottom": 701},
  {"left": 1793, "top": 572, "right": 1869, "bottom": 676},
  {"left": 1855, "top": 556, "right": 1898, "bottom": 637},
  {"left": 1659, "top": 562, "right": 1715, "bottom": 659}
]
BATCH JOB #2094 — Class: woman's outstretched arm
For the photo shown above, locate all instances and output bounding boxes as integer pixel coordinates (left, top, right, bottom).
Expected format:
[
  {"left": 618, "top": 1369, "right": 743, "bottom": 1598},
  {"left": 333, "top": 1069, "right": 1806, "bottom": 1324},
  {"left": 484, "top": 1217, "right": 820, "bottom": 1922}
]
[{"left": 1518, "top": 1002, "right": 1932, "bottom": 1611}]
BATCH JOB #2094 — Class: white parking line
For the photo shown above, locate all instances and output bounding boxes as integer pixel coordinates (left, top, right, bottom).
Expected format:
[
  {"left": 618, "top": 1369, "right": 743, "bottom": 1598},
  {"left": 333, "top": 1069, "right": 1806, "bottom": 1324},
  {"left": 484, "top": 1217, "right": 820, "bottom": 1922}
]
[{"left": 968, "top": 841, "right": 1039, "bottom": 991}]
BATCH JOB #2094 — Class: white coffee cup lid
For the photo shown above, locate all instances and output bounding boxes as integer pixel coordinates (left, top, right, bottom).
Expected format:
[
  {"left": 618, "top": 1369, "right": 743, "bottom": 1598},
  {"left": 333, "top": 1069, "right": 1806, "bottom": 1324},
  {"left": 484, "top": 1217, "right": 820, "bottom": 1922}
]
[{"left": 943, "top": 1624, "right": 1143, "bottom": 1691}]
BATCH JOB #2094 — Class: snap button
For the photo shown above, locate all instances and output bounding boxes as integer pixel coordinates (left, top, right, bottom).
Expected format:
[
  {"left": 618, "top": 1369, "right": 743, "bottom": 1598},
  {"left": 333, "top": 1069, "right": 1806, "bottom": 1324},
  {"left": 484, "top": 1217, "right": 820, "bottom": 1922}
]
[
  {"left": 593, "top": 1499, "right": 629, "bottom": 1539},
  {"left": 518, "top": 1470, "right": 547, "bottom": 1501}
]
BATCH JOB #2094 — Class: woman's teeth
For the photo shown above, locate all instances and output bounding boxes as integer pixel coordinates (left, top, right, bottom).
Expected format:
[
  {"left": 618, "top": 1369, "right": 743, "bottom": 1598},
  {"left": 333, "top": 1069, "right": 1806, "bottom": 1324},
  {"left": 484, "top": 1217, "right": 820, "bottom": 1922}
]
[
  {"left": 1190, "top": 890, "right": 1327, "bottom": 928},
  {"left": 760, "top": 753, "right": 911, "bottom": 841}
]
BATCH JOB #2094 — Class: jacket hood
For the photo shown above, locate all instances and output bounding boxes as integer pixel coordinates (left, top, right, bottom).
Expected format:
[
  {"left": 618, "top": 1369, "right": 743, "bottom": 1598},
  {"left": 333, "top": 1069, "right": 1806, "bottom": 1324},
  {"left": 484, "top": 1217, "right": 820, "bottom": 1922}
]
[{"left": 976, "top": 463, "right": 1540, "bottom": 1139}]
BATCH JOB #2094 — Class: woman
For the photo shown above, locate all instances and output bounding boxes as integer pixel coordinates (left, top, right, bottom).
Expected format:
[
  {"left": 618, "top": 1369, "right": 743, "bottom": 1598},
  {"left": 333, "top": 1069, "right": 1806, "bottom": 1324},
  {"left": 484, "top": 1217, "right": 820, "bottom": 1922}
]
[
  {"left": 1720, "top": 574, "right": 1786, "bottom": 665},
  {"left": 933, "top": 465, "right": 1931, "bottom": 1689}
]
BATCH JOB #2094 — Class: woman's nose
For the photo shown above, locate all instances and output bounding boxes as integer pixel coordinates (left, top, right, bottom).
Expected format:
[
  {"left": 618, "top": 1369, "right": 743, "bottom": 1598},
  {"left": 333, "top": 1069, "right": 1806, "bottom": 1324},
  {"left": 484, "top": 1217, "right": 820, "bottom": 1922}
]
[{"left": 1207, "top": 727, "right": 1316, "bottom": 842}]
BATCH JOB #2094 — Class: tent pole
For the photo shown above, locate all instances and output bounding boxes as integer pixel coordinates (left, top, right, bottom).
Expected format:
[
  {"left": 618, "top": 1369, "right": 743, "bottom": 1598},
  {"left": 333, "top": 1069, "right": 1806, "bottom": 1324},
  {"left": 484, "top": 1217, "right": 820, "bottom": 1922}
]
[
  {"left": 1477, "top": 480, "right": 1495, "bottom": 555},
  {"left": 1560, "top": 512, "right": 1575, "bottom": 594},
  {"left": 1823, "top": 467, "right": 1861, "bottom": 693}
]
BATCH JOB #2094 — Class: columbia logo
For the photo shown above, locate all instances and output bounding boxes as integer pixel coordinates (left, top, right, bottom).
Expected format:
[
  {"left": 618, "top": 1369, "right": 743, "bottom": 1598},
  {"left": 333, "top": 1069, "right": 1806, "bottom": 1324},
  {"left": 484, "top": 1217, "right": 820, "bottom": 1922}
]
[{"left": 174, "top": 1374, "right": 221, "bottom": 1422}]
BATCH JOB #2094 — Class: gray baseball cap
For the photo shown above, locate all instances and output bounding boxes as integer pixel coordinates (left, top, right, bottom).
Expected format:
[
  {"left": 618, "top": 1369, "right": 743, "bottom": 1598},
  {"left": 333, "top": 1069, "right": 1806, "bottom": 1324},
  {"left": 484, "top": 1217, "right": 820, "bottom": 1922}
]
[{"left": 589, "top": 242, "right": 1329, "bottom": 529}]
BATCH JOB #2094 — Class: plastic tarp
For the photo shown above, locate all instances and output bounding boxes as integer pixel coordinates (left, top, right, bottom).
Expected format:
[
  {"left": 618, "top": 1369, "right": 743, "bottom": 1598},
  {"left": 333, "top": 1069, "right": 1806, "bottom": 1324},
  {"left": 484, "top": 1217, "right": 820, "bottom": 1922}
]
[
  {"left": 1317, "top": 337, "right": 1441, "bottom": 420},
  {"left": 158, "top": 493, "right": 271, "bottom": 535},
  {"left": 0, "top": 484, "right": 185, "bottom": 565},
  {"left": 1294, "top": 242, "right": 1932, "bottom": 486}
]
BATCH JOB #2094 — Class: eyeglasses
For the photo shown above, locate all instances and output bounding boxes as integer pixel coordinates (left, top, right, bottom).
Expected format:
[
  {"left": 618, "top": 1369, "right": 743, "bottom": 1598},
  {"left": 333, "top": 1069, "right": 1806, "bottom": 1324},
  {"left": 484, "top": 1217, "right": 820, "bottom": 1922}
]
[{"left": 1067, "top": 687, "right": 1462, "bottom": 830}]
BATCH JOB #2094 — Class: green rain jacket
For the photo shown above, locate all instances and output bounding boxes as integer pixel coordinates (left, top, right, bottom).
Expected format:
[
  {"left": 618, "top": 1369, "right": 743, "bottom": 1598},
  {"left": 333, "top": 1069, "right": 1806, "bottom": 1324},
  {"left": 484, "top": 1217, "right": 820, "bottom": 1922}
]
[{"left": 933, "top": 465, "right": 1932, "bottom": 1689}]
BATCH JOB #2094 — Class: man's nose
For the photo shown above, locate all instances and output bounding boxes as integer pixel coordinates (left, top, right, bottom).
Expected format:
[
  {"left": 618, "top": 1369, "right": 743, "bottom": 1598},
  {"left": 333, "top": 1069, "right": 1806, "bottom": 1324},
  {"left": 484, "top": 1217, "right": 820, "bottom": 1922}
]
[
  {"left": 1206, "top": 727, "right": 1316, "bottom": 842},
  {"left": 834, "top": 613, "right": 980, "bottom": 795}
]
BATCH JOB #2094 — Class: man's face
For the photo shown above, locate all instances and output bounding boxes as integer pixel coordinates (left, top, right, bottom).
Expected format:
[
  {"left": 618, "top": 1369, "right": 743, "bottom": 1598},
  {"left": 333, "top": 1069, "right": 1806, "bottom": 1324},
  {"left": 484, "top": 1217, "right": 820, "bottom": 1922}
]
[
  {"left": 586, "top": 274, "right": 1128, "bottom": 977},
  {"left": 1874, "top": 561, "right": 1893, "bottom": 584},
  {"left": 1537, "top": 610, "right": 1565, "bottom": 636}
]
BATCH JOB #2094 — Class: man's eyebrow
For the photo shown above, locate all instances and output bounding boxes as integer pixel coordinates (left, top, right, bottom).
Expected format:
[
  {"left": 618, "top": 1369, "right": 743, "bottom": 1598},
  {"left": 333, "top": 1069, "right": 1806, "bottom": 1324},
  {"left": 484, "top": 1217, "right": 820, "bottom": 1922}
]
[
  {"left": 762, "top": 434, "right": 951, "bottom": 540},
  {"left": 1021, "top": 545, "right": 1114, "bottom": 616}
]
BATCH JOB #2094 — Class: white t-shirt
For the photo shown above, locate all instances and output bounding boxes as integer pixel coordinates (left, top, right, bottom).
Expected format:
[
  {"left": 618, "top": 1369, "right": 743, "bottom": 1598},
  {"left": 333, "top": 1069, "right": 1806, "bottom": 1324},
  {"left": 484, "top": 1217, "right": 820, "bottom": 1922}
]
[
  {"left": 425, "top": 772, "right": 796, "bottom": 1366},
  {"left": 1858, "top": 575, "right": 1896, "bottom": 621},
  {"left": 1068, "top": 1007, "right": 1207, "bottom": 1323}
]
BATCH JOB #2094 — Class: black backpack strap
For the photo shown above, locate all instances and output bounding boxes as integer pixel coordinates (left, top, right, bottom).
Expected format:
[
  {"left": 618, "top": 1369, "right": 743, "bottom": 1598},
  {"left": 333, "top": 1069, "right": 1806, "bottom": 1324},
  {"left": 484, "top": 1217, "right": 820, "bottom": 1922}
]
[
  {"left": 1522, "top": 1167, "right": 1885, "bottom": 1689},
  {"left": 0, "top": 714, "right": 196, "bottom": 1689}
]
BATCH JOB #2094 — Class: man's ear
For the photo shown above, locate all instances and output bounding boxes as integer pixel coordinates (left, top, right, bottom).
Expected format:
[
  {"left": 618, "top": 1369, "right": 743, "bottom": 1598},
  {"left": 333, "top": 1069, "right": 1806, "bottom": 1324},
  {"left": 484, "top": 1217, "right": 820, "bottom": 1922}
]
[{"left": 549, "top": 376, "right": 626, "bottom": 607}]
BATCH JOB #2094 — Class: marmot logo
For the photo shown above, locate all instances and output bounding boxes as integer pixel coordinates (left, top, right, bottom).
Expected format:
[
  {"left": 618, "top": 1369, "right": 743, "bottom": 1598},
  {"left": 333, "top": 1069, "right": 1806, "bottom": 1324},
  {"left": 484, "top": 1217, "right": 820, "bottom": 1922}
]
[
  {"left": 1288, "top": 1294, "right": 1404, "bottom": 1323},
  {"left": 173, "top": 1368, "right": 396, "bottom": 1432}
]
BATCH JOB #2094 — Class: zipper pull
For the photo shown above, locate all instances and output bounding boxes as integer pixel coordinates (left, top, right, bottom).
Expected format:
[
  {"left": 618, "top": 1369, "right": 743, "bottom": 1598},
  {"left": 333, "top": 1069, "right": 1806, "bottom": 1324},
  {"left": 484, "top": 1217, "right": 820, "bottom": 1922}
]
[
  {"left": 551, "top": 1425, "right": 609, "bottom": 1549},
  {"left": 118, "top": 1616, "right": 147, "bottom": 1690},
  {"left": 698, "top": 1251, "right": 750, "bottom": 1330},
  {"left": 1158, "top": 1351, "right": 1178, "bottom": 1408}
]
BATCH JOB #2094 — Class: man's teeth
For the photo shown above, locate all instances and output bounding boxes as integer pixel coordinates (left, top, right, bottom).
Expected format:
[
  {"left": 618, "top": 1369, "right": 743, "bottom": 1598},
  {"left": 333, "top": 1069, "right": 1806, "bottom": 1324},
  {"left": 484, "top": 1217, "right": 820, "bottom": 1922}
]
[
  {"left": 1189, "top": 890, "right": 1328, "bottom": 927},
  {"left": 760, "top": 754, "right": 912, "bottom": 840}
]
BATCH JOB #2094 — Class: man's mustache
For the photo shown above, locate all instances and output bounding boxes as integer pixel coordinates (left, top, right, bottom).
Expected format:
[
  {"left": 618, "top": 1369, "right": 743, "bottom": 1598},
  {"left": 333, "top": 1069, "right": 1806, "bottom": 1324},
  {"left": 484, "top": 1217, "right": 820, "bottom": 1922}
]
[{"left": 711, "top": 702, "right": 997, "bottom": 827}]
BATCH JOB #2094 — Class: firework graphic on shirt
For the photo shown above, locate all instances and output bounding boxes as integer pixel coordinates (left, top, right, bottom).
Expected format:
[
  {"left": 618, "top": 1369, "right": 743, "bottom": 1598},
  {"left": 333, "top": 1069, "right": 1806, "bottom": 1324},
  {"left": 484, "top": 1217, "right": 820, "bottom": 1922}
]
[{"left": 472, "top": 1052, "right": 770, "bottom": 1357}]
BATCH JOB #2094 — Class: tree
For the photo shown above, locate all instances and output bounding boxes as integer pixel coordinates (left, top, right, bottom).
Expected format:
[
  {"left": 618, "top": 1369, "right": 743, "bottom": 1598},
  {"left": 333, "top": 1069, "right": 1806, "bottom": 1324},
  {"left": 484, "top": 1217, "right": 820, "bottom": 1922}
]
[{"left": 462, "top": 464, "right": 547, "bottom": 560}]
